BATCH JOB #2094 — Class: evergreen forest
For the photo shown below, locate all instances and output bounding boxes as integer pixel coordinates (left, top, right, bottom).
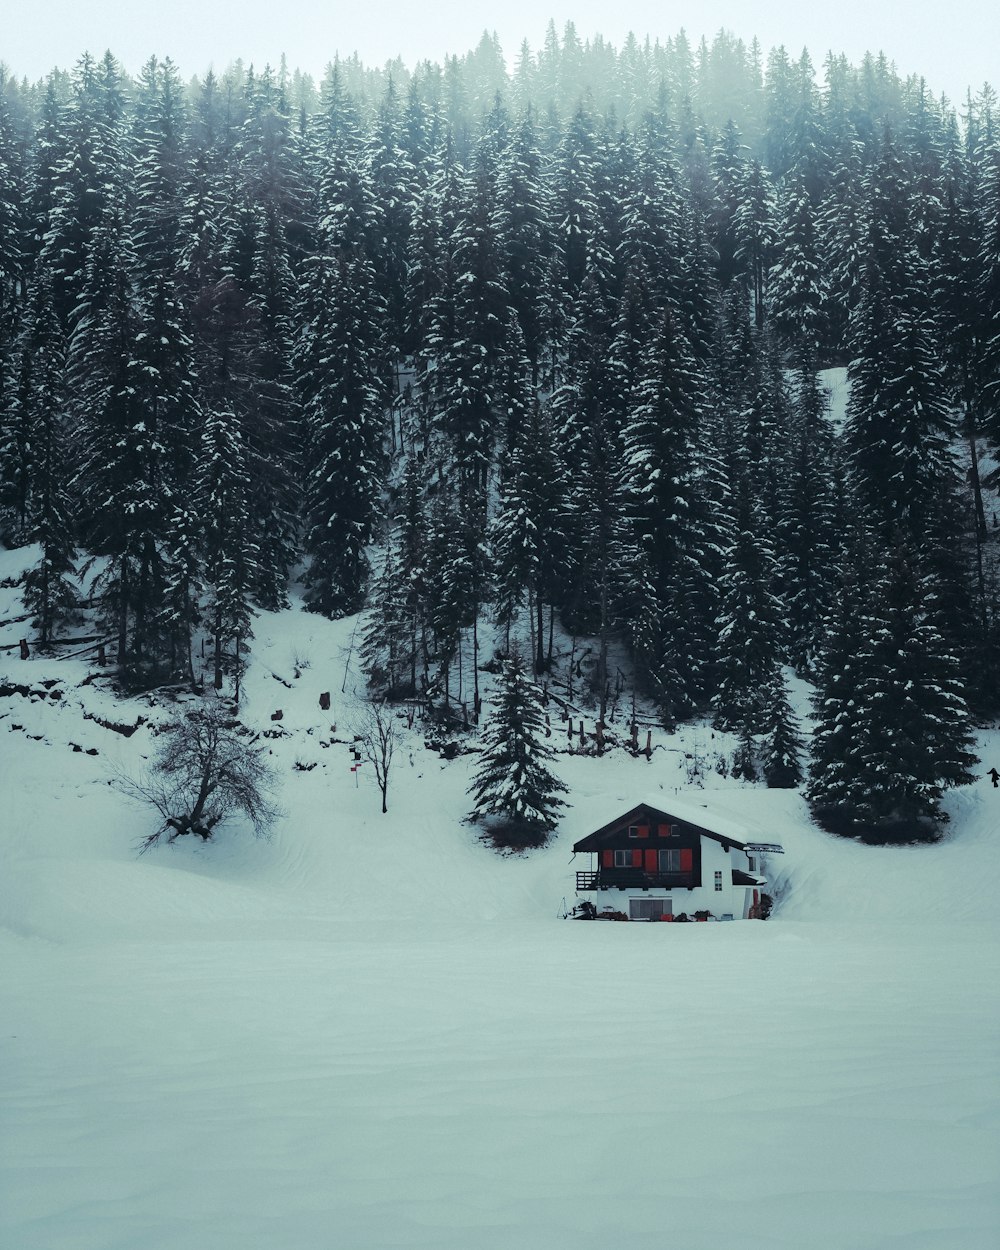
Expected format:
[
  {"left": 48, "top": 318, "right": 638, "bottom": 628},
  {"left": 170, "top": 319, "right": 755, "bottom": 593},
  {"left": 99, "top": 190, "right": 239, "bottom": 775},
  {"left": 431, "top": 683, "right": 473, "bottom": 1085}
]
[{"left": 1, "top": 25, "right": 998, "bottom": 842}]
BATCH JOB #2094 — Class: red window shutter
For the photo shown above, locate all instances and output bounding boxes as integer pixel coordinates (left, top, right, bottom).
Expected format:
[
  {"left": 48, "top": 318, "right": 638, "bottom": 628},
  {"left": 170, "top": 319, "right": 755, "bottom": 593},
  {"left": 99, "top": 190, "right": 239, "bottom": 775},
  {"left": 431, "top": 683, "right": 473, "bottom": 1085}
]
[
  {"left": 637, "top": 824, "right": 650, "bottom": 838},
  {"left": 632, "top": 849, "right": 642, "bottom": 868},
  {"left": 602, "top": 850, "right": 613, "bottom": 868},
  {"left": 679, "top": 849, "right": 693, "bottom": 872},
  {"left": 657, "top": 823, "right": 669, "bottom": 837},
  {"left": 644, "top": 849, "right": 657, "bottom": 873}
]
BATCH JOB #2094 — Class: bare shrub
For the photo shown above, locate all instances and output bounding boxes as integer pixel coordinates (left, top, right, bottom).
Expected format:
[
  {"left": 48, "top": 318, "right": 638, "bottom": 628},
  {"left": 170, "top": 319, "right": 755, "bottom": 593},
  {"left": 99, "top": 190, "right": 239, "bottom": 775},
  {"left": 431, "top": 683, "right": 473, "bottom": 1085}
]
[{"left": 115, "top": 700, "right": 281, "bottom": 851}]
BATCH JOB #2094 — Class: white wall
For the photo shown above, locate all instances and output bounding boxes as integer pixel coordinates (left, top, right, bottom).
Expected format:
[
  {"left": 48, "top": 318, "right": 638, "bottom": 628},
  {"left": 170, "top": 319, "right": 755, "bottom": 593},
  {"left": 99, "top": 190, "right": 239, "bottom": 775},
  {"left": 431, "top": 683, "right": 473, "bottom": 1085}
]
[{"left": 590, "top": 836, "right": 764, "bottom": 920}]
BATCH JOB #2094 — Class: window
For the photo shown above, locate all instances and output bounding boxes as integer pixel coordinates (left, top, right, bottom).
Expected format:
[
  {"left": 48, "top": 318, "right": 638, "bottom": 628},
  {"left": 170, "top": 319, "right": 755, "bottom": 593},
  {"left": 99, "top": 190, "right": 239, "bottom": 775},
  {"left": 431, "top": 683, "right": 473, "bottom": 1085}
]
[
  {"left": 748, "top": 856, "right": 756, "bottom": 871},
  {"left": 628, "top": 825, "right": 639, "bottom": 838},
  {"left": 659, "top": 849, "right": 681, "bottom": 872},
  {"left": 630, "top": 898, "right": 672, "bottom": 920},
  {"left": 715, "top": 871, "right": 723, "bottom": 892},
  {"left": 614, "top": 849, "right": 633, "bottom": 867}
]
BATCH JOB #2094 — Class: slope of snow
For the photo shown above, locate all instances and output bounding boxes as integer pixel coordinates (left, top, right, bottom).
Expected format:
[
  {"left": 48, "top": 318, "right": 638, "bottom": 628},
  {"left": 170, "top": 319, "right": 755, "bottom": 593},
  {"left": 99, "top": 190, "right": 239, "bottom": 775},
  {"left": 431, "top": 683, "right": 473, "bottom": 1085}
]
[{"left": 2, "top": 565, "right": 999, "bottom": 1249}]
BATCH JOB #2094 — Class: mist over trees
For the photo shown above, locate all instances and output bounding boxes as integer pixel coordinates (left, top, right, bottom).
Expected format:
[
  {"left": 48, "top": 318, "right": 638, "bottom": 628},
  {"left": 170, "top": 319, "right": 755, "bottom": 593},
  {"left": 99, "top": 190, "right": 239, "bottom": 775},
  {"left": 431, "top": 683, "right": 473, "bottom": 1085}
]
[{"left": 1, "top": 25, "right": 998, "bottom": 840}]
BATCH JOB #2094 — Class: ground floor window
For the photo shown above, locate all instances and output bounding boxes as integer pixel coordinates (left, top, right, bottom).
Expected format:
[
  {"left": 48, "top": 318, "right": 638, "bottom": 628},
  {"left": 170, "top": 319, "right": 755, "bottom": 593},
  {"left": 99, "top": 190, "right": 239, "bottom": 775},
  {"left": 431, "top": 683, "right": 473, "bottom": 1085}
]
[{"left": 629, "top": 897, "right": 672, "bottom": 920}]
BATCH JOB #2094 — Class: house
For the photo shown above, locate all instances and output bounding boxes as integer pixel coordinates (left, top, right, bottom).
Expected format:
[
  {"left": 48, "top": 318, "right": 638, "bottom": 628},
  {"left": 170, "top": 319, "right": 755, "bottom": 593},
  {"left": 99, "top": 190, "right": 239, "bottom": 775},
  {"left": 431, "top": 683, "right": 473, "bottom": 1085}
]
[{"left": 572, "top": 801, "right": 782, "bottom": 920}]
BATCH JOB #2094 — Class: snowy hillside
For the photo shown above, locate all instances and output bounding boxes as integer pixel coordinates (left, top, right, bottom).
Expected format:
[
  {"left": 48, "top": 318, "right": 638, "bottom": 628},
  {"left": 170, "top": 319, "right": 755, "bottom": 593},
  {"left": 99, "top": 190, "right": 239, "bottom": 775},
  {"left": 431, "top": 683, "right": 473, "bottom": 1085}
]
[{"left": 2, "top": 545, "right": 999, "bottom": 1250}]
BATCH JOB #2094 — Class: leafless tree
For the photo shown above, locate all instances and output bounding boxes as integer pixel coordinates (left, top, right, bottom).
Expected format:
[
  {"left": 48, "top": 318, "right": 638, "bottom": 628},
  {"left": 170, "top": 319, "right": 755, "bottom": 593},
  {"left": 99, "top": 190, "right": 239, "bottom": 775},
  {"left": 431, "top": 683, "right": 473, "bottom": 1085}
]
[
  {"left": 115, "top": 700, "right": 281, "bottom": 851},
  {"left": 354, "top": 700, "right": 400, "bottom": 814}
]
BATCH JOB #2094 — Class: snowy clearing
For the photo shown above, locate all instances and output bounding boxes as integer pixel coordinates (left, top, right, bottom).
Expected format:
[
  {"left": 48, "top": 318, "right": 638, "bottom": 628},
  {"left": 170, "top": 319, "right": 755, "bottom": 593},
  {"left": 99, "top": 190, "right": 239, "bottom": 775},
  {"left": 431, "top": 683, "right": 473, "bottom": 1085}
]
[{"left": 1, "top": 560, "right": 999, "bottom": 1249}]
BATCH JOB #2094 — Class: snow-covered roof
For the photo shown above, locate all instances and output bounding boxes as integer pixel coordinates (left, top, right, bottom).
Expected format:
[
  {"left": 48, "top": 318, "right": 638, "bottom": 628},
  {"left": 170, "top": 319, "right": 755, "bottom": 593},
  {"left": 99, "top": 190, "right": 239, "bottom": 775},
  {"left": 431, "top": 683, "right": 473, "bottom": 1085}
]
[
  {"left": 732, "top": 869, "right": 768, "bottom": 887},
  {"left": 573, "top": 798, "right": 762, "bottom": 852}
]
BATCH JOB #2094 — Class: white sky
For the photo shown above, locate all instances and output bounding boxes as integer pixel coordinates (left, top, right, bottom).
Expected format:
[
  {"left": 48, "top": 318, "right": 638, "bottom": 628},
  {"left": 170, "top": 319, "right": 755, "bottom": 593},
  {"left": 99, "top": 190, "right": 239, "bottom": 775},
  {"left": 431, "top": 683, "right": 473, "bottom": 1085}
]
[{"left": 2, "top": 0, "right": 995, "bottom": 107}]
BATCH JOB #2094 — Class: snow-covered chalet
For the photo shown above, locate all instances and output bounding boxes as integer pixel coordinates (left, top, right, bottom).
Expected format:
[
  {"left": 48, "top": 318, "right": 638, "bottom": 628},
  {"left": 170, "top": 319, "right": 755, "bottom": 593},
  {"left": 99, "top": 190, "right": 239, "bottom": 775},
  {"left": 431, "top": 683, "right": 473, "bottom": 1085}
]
[{"left": 572, "top": 801, "right": 781, "bottom": 920}]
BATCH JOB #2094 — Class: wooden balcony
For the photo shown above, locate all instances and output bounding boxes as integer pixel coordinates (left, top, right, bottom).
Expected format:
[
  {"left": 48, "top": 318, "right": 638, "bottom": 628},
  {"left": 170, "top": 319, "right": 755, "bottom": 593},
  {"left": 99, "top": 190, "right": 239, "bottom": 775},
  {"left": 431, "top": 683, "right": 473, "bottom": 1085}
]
[{"left": 575, "top": 870, "right": 697, "bottom": 891}]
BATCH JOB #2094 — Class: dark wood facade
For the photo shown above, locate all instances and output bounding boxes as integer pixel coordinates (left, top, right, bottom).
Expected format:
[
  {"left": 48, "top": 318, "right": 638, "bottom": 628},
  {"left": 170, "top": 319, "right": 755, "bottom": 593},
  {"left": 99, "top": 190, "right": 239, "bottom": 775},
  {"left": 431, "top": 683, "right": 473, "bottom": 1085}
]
[{"left": 572, "top": 802, "right": 747, "bottom": 893}]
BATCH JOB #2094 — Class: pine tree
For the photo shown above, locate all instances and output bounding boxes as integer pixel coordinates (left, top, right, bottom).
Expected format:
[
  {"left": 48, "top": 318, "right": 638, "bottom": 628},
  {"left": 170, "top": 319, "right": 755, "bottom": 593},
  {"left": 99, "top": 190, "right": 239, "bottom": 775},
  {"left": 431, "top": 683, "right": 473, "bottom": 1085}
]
[
  {"left": 709, "top": 120, "right": 748, "bottom": 288},
  {"left": 712, "top": 473, "right": 783, "bottom": 738},
  {"left": 769, "top": 177, "right": 827, "bottom": 357},
  {"left": 159, "top": 501, "right": 202, "bottom": 684},
  {"left": 422, "top": 489, "right": 488, "bottom": 716},
  {"left": 621, "top": 307, "right": 717, "bottom": 716},
  {"left": 809, "top": 545, "right": 977, "bottom": 839},
  {"left": 69, "top": 181, "right": 174, "bottom": 682},
  {"left": 0, "top": 71, "right": 24, "bottom": 486},
  {"left": 360, "top": 542, "right": 411, "bottom": 697},
  {"left": 17, "top": 280, "right": 78, "bottom": 643},
  {"left": 40, "top": 52, "right": 127, "bottom": 329},
  {"left": 732, "top": 158, "right": 777, "bottom": 329},
  {"left": 437, "top": 142, "right": 512, "bottom": 495},
  {"left": 493, "top": 109, "right": 550, "bottom": 380},
  {"left": 490, "top": 399, "right": 563, "bottom": 667},
  {"left": 366, "top": 77, "right": 414, "bottom": 359},
  {"left": 760, "top": 674, "right": 804, "bottom": 789},
  {"left": 361, "top": 458, "right": 429, "bottom": 701},
  {"left": 199, "top": 406, "right": 258, "bottom": 696},
  {"left": 468, "top": 649, "right": 567, "bottom": 843},
  {"left": 845, "top": 263, "right": 962, "bottom": 553},
  {"left": 778, "top": 365, "right": 841, "bottom": 675},
  {"left": 296, "top": 248, "right": 384, "bottom": 616}
]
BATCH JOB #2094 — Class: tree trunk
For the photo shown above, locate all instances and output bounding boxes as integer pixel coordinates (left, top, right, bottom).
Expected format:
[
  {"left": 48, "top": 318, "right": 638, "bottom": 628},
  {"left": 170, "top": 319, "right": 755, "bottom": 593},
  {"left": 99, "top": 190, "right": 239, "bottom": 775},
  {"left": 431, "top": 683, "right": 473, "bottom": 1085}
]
[
  {"left": 535, "top": 591, "right": 545, "bottom": 674},
  {"left": 472, "top": 612, "right": 481, "bottom": 722}
]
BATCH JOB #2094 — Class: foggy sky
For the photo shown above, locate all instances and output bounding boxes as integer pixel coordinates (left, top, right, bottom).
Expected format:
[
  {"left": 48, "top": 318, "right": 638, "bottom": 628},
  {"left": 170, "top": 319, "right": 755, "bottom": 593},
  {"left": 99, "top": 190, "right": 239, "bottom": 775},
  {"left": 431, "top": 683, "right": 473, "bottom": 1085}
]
[{"left": 2, "top": 0, "right": 995, "bottom": 107}]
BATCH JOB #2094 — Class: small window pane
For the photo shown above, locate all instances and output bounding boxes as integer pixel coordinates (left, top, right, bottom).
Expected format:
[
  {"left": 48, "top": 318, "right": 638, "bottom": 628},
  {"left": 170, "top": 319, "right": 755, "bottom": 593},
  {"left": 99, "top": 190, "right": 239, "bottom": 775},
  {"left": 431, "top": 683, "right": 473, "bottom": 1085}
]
[{"left": 659, "top": 849, "right": 681, "bottom": 872}]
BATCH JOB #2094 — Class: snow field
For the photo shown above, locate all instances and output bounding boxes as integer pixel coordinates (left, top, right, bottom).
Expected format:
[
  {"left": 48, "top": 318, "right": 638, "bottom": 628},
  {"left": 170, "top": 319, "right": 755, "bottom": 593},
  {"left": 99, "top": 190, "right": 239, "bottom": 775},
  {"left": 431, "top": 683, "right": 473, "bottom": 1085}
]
[{"left": 2, "top": 556, "right": 999, "bottom": 1249}]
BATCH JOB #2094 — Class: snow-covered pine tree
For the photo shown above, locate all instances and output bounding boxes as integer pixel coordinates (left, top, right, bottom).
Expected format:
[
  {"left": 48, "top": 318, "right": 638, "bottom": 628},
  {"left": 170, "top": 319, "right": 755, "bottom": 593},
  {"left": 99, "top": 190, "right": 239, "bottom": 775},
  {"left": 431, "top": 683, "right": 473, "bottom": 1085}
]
[
  {"left": 159, "top": 501, "right": 202, "bottom": 685},
  {"left": 760, "top": 673, "right": 804, "bottom": 788},
  {"left": 712, "top": 471, "right": 783, "bottom": 738},
  {"left": 621, "top": 306, "right": 717, "bottom": 717},
  {"left": 709, "top": 119, "right": 749, "bottom": 288},
  {"left": 69, "top": 172, "right": 178, "bottom": 683},
  {"left": 0, "top": 72, "right": 24, "bottom": 492},
  {"left": 490, "top": 398, "right": 563, "bottom": 668},
  {"left": 493, "top": 110, "right": 550, "bottom": 382},
  {"left": 809, "top": 543, "right": 977, "bottom": 839},
  {"left": 361, "top": 542, "right": 411, "bottom": 697},
  {"left": 806, "top": 533, "right": 875, "bottom": 824},
  {"left": 845, "top": 264, "right": 960, "bottom": 554},
  {"left": 366, "top": 77, "right": 414, "bottom": 360},
  {"left": 978, "top": 143, "right": 1000, "bottom": 452},
  {"left": 468, "top": 648, "right": 567, "bottom": 846},
  {"left": 769, "top": 176, "right": 827, "bottom": 357},
  {"left": 777, "top": 364, "right": 841, "bottom": 675},
  {"left": 199, "top": 406, "right": 258, "bottom": 695},
  {"left": 40, "top": 52, "right": 127, "bottom": 330},
  {"left": 422, "top": 489, "right": 488, "bottom": 715},
  {"left": 437, "top": 139, "right": 512, "bottom": 496},
  {"left": 17, "top": 279, "right": 78, "bottom": 644},
  {"left": 296, "top": 246, "right": 385, "bottom": 616},
  {"left": 733, "top": 157, "right": 777, "bottom": 328},
  {"left": 217, "top": 72, "right": 306, "bottom": 610}
]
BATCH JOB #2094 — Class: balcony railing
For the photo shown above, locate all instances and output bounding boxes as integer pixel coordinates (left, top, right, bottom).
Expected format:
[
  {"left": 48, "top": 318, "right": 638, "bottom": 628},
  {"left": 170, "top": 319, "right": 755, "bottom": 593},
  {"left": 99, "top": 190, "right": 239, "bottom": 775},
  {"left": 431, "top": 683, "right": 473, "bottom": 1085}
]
[{"left": 576, "top": 870, "right": 697, "bottom": 891}]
